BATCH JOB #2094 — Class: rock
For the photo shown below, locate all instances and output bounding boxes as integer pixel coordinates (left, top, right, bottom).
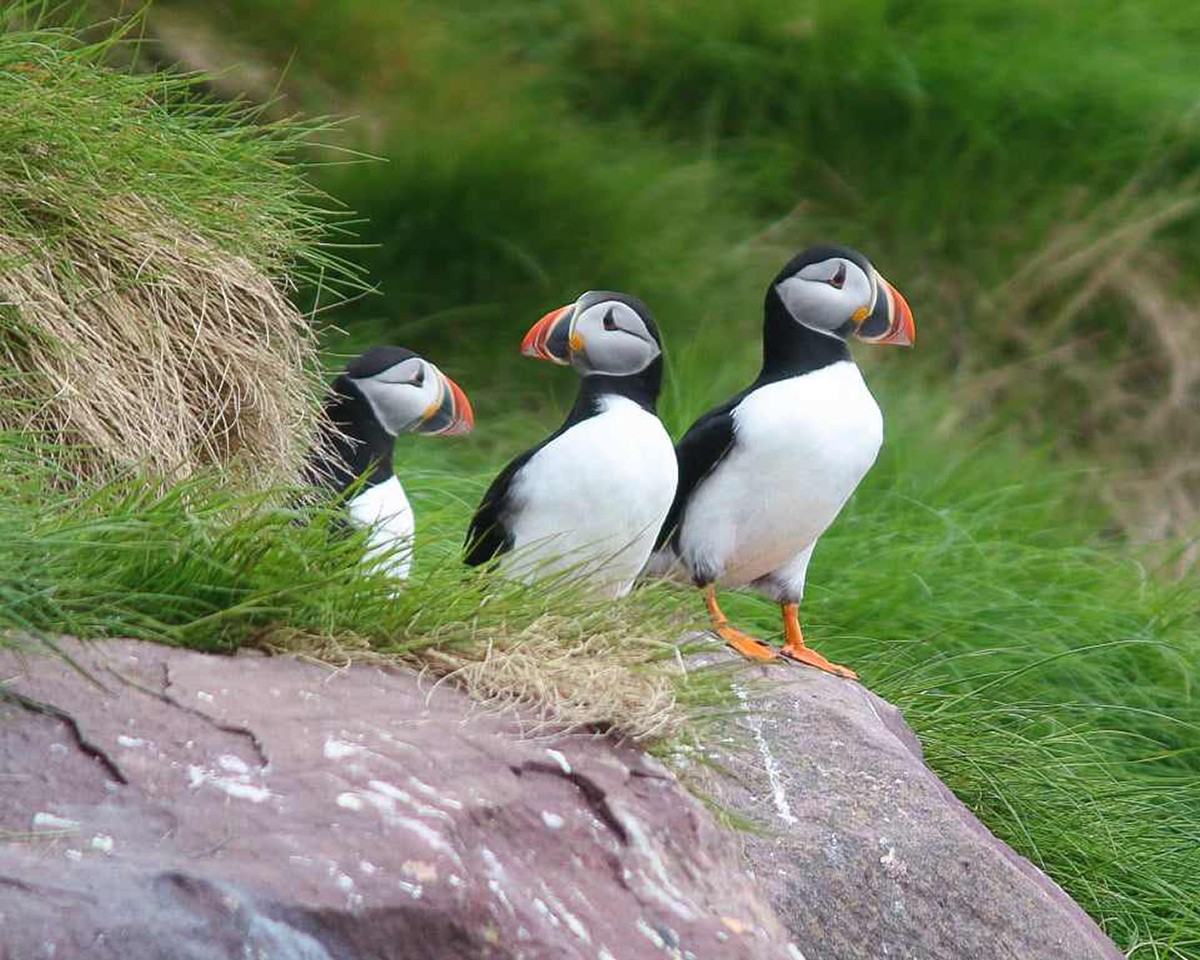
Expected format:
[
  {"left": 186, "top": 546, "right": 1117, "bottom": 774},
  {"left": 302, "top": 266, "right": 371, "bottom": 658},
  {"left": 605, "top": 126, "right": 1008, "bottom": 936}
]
[
  {"left": 0, "top": 639, "right": 794, "bottom": 960},
  {"left": 684, "top": 653, "right": 1125, "bottom": 960}
]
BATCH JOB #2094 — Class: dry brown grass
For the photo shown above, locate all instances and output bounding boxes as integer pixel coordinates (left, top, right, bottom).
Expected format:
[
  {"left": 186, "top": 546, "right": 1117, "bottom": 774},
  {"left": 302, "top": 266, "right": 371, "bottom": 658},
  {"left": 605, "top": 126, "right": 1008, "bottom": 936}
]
[
  {"left": 420, "top": 615, "right": 682, "bottom": 741},
  {"left": 262, "top": 613, "right": 686, "bottom": 742},
  {"left": 0, "top": 199, "right": 324, "bottom": 485},
  {"left": 969, "top": 178, "right": 1200, "bottom": 550}
]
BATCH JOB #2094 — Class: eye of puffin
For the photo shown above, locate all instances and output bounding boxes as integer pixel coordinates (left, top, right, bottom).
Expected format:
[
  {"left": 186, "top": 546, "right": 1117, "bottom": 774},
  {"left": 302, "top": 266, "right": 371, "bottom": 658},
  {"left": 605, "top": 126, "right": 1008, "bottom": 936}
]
[
  {"left": 829, "top": 262, "right": 846, "bottom": 290},
  {"left": 602, "top": 308, "right": 619, "bottom": 332},
  {"left": 410, "top": 366, "right": 425, "bottom": 387}
]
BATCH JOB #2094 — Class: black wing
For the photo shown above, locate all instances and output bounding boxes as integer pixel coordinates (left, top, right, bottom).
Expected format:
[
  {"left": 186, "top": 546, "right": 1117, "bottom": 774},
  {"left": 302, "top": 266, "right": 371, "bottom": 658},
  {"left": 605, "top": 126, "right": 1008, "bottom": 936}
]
[
  {"left": 655, "top": 393, "right": 745, "bottom": 551},
  {"left": 465, "top": 385, "right": 610, "bottom": 567},
  {"left": 463, "top": 447, "right": 539, "bottom": 566}
]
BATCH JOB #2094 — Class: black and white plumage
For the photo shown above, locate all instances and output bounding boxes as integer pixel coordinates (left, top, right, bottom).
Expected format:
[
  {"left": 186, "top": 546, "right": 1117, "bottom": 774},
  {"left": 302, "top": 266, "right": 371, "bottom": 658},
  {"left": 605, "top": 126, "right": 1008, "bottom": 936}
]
[
  {"left": 649, "top": 245, "right": 915, "bottom": 678},
  {"left": 464, "top": 292, "right": 677, "bottom": 598},
  {"left": 306, "top": 346, "right": 474, "bottom": 580}
]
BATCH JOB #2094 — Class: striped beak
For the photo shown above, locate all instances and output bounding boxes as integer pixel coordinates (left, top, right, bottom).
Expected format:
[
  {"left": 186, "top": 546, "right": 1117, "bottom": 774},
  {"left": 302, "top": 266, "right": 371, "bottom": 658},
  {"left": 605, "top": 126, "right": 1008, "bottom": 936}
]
[
  {"left": 520, "top": 304, "right": 574, "bottom": 365},
  {"left": 855, "top": 272, "right": 915, "bottom": 347},
  {"left": 417, "top": 368, "right": 474, "bottom": 436}
]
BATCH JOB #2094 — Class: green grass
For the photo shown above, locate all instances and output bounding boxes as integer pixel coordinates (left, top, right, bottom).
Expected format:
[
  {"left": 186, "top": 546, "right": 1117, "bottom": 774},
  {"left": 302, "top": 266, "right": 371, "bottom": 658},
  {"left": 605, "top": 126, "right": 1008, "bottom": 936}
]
[
  {"left": 0, "top": 4, "right": 359, "bottom": 295},
  {"left": 2, "top": 385, "right": 1196, "bottom": 955},
  {"left": 7, "top": 3, "right": 1200, "bottom": 956},
  {"left": 152, "top": 0, "right": 1200, "bottom": 519}
]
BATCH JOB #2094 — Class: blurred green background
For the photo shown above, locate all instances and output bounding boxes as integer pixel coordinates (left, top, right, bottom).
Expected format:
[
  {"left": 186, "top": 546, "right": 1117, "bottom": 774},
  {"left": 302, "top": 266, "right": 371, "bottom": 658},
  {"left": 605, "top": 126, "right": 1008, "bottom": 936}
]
[
  {"left": 131, "top": 0, "right": 1200, "bottom": 547},
  {"left": 25, "top": 1, "right": 1200, "bottom": 954}
]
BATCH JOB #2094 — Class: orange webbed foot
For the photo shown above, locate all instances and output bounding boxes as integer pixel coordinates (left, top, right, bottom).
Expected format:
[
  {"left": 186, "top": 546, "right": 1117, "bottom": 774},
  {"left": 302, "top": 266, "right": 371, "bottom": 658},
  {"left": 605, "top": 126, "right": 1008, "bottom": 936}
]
[
  {"left": 780, "top": 601, "right": 858, "bottom": 680},
  {"left": 703, "top": 583, "right": 777, "bottom": 662},
  {"left": 779, "top": 641, "right": 858, "bottom": 679},
  {"left": 715, "top": 623, "right": 778, "bottom": 662}
]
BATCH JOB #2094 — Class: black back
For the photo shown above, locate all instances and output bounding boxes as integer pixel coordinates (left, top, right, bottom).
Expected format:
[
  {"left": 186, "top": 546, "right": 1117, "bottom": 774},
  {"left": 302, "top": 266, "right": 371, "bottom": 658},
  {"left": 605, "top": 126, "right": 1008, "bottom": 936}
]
[{"left": 304, "top": 373, "right": 396, "bottom": 495}]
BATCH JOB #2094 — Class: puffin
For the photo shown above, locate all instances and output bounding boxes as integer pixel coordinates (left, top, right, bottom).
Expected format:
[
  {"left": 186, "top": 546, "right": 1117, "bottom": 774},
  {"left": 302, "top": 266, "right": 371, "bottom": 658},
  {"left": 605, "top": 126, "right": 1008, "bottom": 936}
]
[
  {"left": 464, "top": 291, "right": 677, "bottom": 597},
  {"left": 306, "top": 346, "right": 474, "bottom": 580},
  {"left": 649, "top": 245, "right": 915, "bottom": 679}
]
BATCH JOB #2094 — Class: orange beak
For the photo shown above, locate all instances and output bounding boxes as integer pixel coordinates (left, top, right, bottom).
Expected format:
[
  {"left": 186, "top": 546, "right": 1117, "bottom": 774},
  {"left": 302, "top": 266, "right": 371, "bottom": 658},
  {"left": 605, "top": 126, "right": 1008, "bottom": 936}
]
[
  {"left": 418, "top": 370, "right": 475, "bottom": 436},
  {"left": 520, "top": 304, "right": 574, "bottom": 365},
  {"left": 855, "top": 273, "right": 915, "bottom": 347}
]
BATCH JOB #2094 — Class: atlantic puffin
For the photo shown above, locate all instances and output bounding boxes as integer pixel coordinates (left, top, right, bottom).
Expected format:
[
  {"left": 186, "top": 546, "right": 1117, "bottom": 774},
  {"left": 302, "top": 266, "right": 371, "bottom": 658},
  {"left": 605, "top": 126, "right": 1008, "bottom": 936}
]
[
  {"left": 464, "top": 292, "right": 677, "bottom": 597},
  {"left": 306, "top": 346, "right": 474, "bottom": 579},
  {"left": 649, "top": 245, "right": 914, "bottom": 678}
]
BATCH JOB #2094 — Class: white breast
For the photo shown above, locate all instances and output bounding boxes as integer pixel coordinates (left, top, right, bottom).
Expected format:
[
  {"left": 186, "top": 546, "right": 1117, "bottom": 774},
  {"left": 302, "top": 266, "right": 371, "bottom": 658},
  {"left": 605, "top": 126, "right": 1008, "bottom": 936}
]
[
  {"left": 501, "top": 395, "right": 677, "bottom": 597},
  {"left": 678, "top": 361, "right": 882, "bottom": 589},
  {"left": 346, "top": 475, "right": 415, "bottom": 580}
]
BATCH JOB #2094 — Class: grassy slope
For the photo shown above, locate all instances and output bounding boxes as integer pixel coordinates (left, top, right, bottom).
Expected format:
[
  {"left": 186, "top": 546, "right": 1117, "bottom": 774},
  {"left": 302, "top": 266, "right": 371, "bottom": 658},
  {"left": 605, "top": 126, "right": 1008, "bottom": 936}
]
[{"left": 8, "top": 2, "right": 1200, "bottom": 956}]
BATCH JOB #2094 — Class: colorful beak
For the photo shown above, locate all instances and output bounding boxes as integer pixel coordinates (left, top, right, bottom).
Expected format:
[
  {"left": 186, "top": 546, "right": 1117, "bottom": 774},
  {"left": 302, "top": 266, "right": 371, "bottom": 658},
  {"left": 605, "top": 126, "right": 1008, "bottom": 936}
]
[
  {"left": 855, "top": 273, "right": 915, "bottom": 347},
  {"left": 520, "top": 304, "right": 574, "bottom": 365},
  {"left": 418, "top": 369, "right": 475, "bottom": 436}
]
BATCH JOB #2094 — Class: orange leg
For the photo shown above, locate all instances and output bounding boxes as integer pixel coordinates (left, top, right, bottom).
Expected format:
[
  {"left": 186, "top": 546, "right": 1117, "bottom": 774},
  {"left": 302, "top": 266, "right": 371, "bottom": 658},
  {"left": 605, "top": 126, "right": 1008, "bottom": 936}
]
[
  {"left": 779, "top": 603, "right": 858, "bottom": 680},
  {"left": 704, "top": 585, "right": 776, "bottom": 662}
]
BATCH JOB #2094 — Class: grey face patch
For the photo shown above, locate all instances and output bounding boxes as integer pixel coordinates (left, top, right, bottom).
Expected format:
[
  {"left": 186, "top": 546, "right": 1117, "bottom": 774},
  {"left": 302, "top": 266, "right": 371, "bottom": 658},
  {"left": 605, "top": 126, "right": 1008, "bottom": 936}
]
[
  {"left": 351, "top": 357, "right": 442, "bottom": 435},
  {"left": 776, "top": 258, "right": 874, "bottom": 337},
  {"left": 570, "top": 297, "right": 661, "bottom": 376}
]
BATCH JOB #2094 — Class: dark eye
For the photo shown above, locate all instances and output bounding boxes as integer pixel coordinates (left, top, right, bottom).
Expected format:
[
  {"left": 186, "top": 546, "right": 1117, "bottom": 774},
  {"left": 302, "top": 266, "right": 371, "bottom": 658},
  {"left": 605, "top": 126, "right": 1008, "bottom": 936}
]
[
  {"left": 602, "top": 308, "right": 618, "bottom": 331},
  {"left": 411, "top": 366, "right": 425, "bottom": 387},
  {"left": 829, "top": 263, "right": 846, "bottom": 289}
]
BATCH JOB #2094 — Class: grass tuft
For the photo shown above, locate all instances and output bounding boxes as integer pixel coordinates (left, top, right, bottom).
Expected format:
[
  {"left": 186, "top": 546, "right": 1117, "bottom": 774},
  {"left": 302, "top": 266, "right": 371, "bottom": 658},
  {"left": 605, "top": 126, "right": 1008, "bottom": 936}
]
[{"left": 0, "top": 7, "right": 361, "bottom": 483}]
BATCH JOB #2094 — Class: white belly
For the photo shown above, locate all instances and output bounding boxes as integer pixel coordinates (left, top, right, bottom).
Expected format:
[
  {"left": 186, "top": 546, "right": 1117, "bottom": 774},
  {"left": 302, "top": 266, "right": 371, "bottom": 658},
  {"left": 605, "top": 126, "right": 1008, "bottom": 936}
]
[
  {"left": 346, "top": 475, "right": 414, "bottom": 580},
  {"left": 501, "top": 396, "right": 678, "bottom": 597},
  {"left": 679, "top": 362, "right": 882, "bottom": 587}
]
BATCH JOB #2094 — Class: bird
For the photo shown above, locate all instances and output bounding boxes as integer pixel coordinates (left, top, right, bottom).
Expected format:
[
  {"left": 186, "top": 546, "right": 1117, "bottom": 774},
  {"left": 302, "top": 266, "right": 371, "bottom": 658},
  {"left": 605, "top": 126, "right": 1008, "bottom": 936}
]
[
  {"left": 648, "top": 245, "right": 914, "bottom": 679},
  {"left": 306, "top": 346, "right": 474, "bottom": 580},
  {"left": 464, "top": 291, "right": 677, "bottom": 598}
]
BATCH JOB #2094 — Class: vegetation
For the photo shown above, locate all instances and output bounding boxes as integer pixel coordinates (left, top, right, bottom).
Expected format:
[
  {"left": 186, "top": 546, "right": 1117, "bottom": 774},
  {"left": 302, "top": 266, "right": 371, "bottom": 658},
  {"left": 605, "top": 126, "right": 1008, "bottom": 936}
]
[
  {"left": 0, "top": 8, "right": 359, "bottom": 482},
  {"left": 2, "top": 3, "right": 1199, "bottom": 957}
]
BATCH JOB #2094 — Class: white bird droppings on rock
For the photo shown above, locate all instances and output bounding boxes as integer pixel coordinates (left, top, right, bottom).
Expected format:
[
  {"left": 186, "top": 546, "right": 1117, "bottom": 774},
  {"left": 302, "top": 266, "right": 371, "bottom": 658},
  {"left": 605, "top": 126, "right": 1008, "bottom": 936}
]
[
  {"left": 322, "top": 737, "right": 362, "bottom": 761},
  {"left": 396, "top": 880, "right": 423, "bottom": 900},
  {"left": 637, "top": 918, "right": 667, "bottom": 949},
  {"left": 89, "top": 834, "right": 114, "bottom": 855},
  {"left": 32, "top": 812, "right": 79, "bottom": 831},
  {"left": 879, "top": 844, "right": 907, "bottom": 877},
  {"left": 64, "top": 849, "right": 82, "bottom": 862},
  {"left": 218, "top": 755, "right": 250, "bottom": 774},
  {"left": 196, "top": 691, "right": 214, "bottom": 703},
  {"left": 359, "top": 861, "right": 377, "bottom": 876},
  {"left": 216, "top": 780, "right": 272, "bottom": 803},
  {"left": 532, "top": 898, "right": 560, "bottom": 927},
  {"left": 187, "top": 764, "right": 271, "bottom": 803},
  {"left": 367, "top": 779, "right": 449, "bottom": 820},
  {"left": 540, "top": 811, "right": 564, "bottom": 830},
  {"left": 336, "top": 793, "right": 364, "bottom": 811},
  {"left": 116, "top": 735, "right": 146, "bottom": 749},
  {"left": 545, "top": 748, "right": 572, "bottom": 774},
  {"left": 392, "top": 816, "right": 461, "bottom": 866},
  {"left": 735, "top": 682, "right": 798, "bottom": 827},
  {"left": 540, "top": 890, "right": 590, "bottom": 943},
  {"left": 408, "top": 776, "right": 463, "bottom": 810}
]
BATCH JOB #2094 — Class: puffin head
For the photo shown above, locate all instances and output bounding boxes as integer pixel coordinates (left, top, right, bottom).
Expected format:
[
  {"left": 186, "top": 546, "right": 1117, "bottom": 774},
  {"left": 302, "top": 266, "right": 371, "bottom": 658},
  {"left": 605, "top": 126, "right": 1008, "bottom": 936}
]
[
  {"left": 520, "top": 291, "right": 662, "bottom": 376},
  {"left": 343, "top": 346, "right": 474, "bottom": 436},
  {"left": 772, "top": 245, "right": 915, "bottom": 346}
]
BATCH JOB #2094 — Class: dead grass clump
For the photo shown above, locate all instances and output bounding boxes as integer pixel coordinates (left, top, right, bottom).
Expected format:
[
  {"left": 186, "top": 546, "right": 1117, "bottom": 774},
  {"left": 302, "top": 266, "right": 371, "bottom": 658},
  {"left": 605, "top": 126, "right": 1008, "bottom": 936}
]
[
  {"left": 0, "top": 13, "right": 355, "bottom": 483},
  {"left": 265, "top": 614, "right": 684, "bottom": 742},
  {"left": 967, "top": 176, "right": 1200, "bottom": 546},
  {"left": 0, "top": 201, "right": 322, "bottom": 485},
  {"left": 420, "top": 614, "right": 682, "bottom": 741}
]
